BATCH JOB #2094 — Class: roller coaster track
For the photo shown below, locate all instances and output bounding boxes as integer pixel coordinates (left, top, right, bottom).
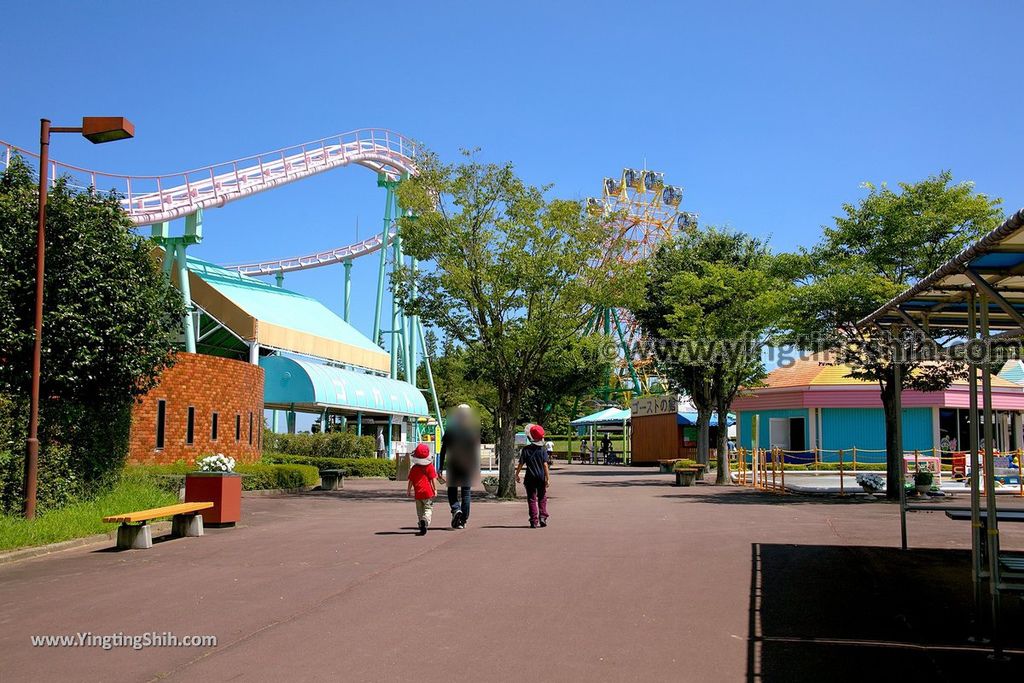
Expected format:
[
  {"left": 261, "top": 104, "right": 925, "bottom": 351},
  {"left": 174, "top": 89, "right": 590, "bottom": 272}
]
[
  {"left": 222, "top": 228, "right": 396, "bottom": 276},
  {"left": 0, "top": 128, "right": 417, "bottom": 227}
]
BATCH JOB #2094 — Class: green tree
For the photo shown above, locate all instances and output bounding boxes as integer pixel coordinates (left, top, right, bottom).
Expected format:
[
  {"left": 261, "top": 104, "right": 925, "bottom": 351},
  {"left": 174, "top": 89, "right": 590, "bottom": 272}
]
[
  {"left": 0, "top": 155, "right": 183, "bottom": 507},
  {"left": 783, "top": 172, "right": 1003, "bottom": 497},
  {"left": 636, "top": 228, "right": 788, "bottom": 481},
  {"left": 395, "top": 150, "right": 622, "bottom": 497}
]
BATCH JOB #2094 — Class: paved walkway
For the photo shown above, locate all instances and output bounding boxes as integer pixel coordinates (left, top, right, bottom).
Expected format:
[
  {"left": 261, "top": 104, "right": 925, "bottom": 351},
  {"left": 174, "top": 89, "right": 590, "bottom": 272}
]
[{"left": 1, "top": 466, "right": 1022, "bottom": 682}]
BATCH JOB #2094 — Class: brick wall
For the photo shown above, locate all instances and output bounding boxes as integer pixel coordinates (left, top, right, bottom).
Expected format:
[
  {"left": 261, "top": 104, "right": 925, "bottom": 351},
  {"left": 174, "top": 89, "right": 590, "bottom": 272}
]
[{"left": 129, "top": 353, "right": 264, "bottom": 465}]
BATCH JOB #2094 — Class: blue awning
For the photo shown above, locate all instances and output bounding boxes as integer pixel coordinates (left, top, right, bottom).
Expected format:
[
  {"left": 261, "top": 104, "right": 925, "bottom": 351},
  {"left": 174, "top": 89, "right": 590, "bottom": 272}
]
[{"left": 260, "top": 355, "right": 428, "bottom": 417}]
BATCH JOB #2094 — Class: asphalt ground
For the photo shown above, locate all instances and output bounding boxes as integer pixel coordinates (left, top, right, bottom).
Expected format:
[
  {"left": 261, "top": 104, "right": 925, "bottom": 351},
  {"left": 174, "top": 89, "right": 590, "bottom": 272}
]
[{"left": 1, "top": 465, "right": 1022, "bottom": 682}]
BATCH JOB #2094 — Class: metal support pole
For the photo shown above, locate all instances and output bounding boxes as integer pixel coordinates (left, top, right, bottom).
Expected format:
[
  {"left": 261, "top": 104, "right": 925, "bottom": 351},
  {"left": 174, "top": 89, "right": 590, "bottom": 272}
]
[
  {"left": 401, "top": 255, "right": 413, "bottom": 385},
  {"left": 275, "top": 270, "right": 284, "bottom": 288},
  {"left": 610, "top": 308, "right": 642, "bottom": 396},
  {"left": 342, "top": 258, "right": 353, "bottom": 321},
  {"left": 966, "top": 292, "right": 985, "bottom": 639},
  {"left": 356, "top": 412, "right": 363, "bottom": 436},
  {"left": 980, "top": 296, "right": 1004, "bottom": 658},
  {"left": 372, "top": 179, "right": 393, "bottom": 346},
  {"left": 23, "top": 118, "right": 51, "bottom": 518},
  {"left": 387, "top": 414, "right": 393, "bottom": 459},
  {"left": 248, "top": 342, "right": 260, "bottom": 365},
  {"left": 390, "top": 225, "right": 402, "bottom": 379},
  {"left": 893, "top": 332, "right": 907, "bottom": 550},
  {"left": 417, "top": 322, "right": 444, "bottom": 436},
  {"left": 176, "top": 241, "right": 196, "bottom": 353}
]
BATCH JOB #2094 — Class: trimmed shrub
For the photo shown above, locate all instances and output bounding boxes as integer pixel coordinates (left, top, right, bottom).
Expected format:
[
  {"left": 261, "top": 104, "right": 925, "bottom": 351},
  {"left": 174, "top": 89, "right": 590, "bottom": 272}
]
[
  {"left": 263, "top": 430, "right": 374, "bottom": 459},
  {"left": 125, "top": 462, "right": 319, "bottom": 491},
  {"left": 262, "top": 452, "right": 396, "bottom": 478},
  {"left": 236, "top": 463, "right": 319, "bottom": 490}
]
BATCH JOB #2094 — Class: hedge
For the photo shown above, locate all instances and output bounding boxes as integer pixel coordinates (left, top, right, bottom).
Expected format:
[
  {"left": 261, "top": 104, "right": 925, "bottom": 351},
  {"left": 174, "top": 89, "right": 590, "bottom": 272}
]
[
  {"left": 262, "top": 452, "right": 396, "bottom": 479},
  {"left": 125, "top": 462, "right": 320, "bottom": 491},
  {"left": 263, "top": 431, "right": 375, "bottom": 459}
]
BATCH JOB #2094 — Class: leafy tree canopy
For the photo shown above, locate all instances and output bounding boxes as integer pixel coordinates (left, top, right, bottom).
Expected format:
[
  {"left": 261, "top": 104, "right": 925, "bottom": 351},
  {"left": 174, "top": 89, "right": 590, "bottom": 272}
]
[{"left": 395, "top": 150, "right": 624, "bottom": 496}]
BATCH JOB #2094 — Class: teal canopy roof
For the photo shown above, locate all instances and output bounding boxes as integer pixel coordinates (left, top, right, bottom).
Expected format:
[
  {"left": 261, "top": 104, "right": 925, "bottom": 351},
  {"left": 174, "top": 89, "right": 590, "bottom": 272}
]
[
  {"left": 260, "top": 355, "right": 429, "bottom": 417},
  {"left": 570, "top": 407, "right": 631, "bottom": 426},
  {"left": 187, "top": 256, "right": 383, "bottom": 356},
  {"left": 569, "top": 407, "right": 735, "bottom": 427}
]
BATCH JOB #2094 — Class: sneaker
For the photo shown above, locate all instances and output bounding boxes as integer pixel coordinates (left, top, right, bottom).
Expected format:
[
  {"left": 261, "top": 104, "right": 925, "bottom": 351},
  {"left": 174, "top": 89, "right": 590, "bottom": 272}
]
[
  {"left": 451, "top": 510, "right": 463, "bottom": 529},
  {"left": 539, "top": 517, "right": 548, "bottom": 528},
  {"left": 418, "top": 520, "right": 427, "bottom": 536},
  {"left": 458, "top": 518, "right": 467, "bottom": 529},
  {"left": 530, "top": 521, "right": 538, "bottom": 529}
]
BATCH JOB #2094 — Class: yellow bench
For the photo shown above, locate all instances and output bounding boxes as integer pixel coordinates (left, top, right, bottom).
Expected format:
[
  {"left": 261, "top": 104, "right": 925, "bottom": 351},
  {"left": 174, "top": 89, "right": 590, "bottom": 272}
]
[{"left": 103, "top": 502, "right": 213, "bottom": 549}]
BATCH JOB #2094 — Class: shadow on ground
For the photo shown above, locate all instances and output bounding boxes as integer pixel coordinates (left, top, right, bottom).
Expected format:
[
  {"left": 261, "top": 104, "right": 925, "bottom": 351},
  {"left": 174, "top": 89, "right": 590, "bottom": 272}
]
[
  {"left": 749, "top": 543, "right": 1023, "bottom": 682},
  {"left": 663, "top": 488, "right": 886, "bottom": 506}
]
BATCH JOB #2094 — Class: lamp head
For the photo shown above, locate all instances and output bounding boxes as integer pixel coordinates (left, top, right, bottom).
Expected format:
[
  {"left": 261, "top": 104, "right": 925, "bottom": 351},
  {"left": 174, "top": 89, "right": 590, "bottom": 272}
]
[{"left": 81, "top": 117, "right": 134, "bottom": 144}]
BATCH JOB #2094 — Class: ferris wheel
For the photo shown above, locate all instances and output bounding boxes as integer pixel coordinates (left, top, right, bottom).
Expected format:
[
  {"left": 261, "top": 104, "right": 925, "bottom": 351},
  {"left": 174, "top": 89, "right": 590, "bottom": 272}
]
[
  {"left": 587, "top": 168, "right": 696, "bottom": 265},
  {"left": 584, "top": 167, "right": 697, "bottom": 403}
]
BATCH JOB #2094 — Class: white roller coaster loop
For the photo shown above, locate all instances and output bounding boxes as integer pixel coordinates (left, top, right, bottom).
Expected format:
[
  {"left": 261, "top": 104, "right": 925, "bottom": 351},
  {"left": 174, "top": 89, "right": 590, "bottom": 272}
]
[{"left": 0, "top": 128, "right": 417, "bottom": 227}]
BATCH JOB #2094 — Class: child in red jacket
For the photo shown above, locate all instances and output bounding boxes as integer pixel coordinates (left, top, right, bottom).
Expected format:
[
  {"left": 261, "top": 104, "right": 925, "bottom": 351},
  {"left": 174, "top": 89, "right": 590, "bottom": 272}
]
[{"left": 407, "top": 443, "right": 438, "bottom": 535}]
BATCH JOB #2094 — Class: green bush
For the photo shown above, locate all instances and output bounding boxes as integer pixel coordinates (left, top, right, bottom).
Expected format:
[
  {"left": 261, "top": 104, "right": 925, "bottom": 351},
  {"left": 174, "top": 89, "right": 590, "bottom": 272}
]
[
  {"left": 236, "top": 463, "right": 319, "bottom": 490},
  {"left": 263, "top": 452, "right": 396, "bottom": 478},
  {"left": 263, "top": 430, "right": 374, "bottom": 458},
  {"left": 673, "top": 459, "right": 699, "bottom": 471},
  {"left": 126, "top": 461, "right": 319, "bottom": 491}
]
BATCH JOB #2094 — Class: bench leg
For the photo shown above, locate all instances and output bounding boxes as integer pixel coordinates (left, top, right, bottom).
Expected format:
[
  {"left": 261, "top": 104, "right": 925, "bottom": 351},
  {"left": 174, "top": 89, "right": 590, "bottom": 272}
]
[
  {"left": 116, "top": 523, "right": 152, "bottom": 550},
  {"left": 171, "top": 513, "right": 204, "bottom": 538}
]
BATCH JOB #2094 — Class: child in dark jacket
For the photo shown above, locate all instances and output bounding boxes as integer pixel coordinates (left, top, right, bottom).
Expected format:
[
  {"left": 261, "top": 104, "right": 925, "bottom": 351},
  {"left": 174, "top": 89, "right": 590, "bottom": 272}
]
[
  {"left": 407, "top": 443, "right": 438, "bottom": 535},
  {"left": 515, "top": 424, "right": 550, "bottom": 528}
]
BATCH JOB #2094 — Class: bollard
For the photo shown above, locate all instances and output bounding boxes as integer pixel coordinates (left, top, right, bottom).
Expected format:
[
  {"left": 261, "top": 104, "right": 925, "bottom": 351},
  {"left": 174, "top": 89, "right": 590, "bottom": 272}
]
[
  {"left": 780, "top": 448, "right": 786, "bottom": 493},
  {"left": 838, "top": 449, "right": 845, "bottom": 496},
  {"left": 852, "top": 446, "right": 858, "bottom": 472},
  {"left": 772, "top": 448, "right": 778, "bottom": 492}
]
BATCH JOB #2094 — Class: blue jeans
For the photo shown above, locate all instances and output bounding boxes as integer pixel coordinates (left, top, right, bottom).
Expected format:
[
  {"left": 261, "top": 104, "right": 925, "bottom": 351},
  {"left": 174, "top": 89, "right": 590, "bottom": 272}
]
[{"left": 447, "top": 486, "right": 471, "bottom": 521}]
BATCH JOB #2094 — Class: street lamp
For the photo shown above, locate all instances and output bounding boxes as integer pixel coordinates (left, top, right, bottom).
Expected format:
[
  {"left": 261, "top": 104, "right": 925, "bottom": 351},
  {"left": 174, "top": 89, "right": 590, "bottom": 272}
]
[{"left": 23, "top": 116, "right": 134, "bottom": 519}]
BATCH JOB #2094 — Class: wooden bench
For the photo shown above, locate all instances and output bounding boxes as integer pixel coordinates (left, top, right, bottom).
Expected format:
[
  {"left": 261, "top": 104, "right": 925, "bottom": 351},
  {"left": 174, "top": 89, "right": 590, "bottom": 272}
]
[{"left": 103, "top": 502, "right": 213, "bottom": 549}]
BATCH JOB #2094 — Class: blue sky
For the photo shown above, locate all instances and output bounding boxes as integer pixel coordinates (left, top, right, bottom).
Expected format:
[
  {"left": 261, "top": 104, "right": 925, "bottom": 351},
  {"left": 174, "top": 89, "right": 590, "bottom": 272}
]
[{"left": 3, "top": 0, "right": 1023, "bottom": 344}]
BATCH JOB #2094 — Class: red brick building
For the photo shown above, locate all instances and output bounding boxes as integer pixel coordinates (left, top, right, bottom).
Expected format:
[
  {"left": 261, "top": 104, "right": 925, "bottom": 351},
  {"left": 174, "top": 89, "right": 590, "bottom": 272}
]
[{"left": 129, "top": 353, "right": 264, "bottom": 465}]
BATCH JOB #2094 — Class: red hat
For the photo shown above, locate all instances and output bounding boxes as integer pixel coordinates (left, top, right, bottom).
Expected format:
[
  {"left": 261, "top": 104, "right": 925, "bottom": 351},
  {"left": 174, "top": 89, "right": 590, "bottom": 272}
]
[
  {"left": 413, "top": 443, "right": 431, "bottom": 459},
  {"left": 529, "top": 424, "right": 545, "bottom": 442}
]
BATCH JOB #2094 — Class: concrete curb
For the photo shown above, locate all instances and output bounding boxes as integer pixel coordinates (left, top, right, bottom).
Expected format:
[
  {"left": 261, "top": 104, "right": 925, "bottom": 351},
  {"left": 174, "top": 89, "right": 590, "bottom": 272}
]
[{"left": 0, "top": 521, "right": 172, "bottom": 566}]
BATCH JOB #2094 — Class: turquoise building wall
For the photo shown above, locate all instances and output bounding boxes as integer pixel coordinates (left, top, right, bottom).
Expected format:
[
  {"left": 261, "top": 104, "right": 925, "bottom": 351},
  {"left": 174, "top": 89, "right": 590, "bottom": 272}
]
[
  {"left": 820, "top": 407, "right": 933, "bottom": 462},
  {"left": 738, "top": 408, "right": 810, "bottom": 452},
  {"left": 738, "top": 406, "right": 934, "bottom": 464}
]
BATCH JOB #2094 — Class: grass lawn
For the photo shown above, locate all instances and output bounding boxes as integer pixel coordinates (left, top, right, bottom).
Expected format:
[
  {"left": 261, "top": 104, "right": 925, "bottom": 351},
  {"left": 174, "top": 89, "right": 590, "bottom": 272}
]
[{"left": 0, "top": 479, "right": 178, "bottom": 552}]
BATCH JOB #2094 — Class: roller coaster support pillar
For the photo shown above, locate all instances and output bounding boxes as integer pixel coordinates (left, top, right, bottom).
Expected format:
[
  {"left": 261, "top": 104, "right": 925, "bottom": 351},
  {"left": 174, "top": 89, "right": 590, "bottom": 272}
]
[
  {"left": 374, "top": 175, "right": 397, "bottom": 346},
  {"left": 151, "top": 212, "right": 202, "bottom": 354},
  {"left": 356, "top": 411, "right": 363, "bottom": 436},
  {"left": 342, "top": 258, "right": 353, "bottom": 321},
  {"left": 175, "top": 241, "right": 196, "bottom": 353},
  {"left": 407, "top": 255, "right": 419, "bottom": 384},
  {"left": 418, "top": 322, "right": 444, "bottom": 437},
  {"left": 391, "top": 227, "right": 402, "bottom": 380},
  {"left": 275, "top": 270, "right": 284, "bottom": 288}
]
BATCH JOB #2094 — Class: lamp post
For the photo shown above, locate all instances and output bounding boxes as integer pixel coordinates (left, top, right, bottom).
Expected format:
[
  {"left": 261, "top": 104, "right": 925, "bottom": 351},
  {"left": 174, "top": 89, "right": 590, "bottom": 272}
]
[{"left": 23, "top": 116, "right": 134, "bottom": 519}]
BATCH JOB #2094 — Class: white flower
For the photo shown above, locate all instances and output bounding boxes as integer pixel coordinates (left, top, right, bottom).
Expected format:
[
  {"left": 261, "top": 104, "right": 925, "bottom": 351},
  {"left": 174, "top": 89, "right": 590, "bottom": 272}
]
[{"left": 198, "top": 453, "right": 236, "bottom": 473}]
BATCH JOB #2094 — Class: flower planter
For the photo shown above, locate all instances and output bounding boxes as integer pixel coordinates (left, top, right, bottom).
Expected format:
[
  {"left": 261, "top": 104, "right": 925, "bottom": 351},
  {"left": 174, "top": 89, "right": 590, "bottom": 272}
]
[
  {"left": 483, "top": 483, "right": 498, "bottom": 495},
  {"left": 674, "top": 469, "right": 698, "bottom": 487},
  {"left": 915, "top": 484, "right": 932, "bottom": 495},
  {"left": 185, "top": 472, "right": 242, "bottom": 526}
]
